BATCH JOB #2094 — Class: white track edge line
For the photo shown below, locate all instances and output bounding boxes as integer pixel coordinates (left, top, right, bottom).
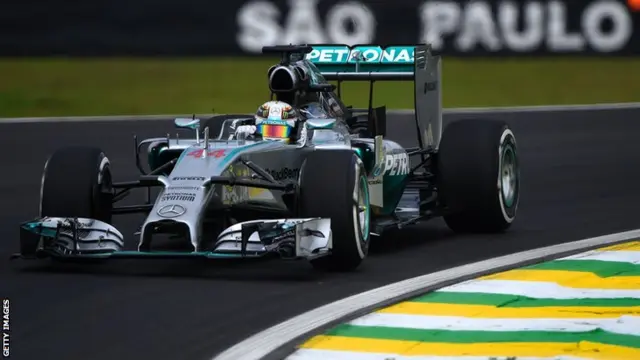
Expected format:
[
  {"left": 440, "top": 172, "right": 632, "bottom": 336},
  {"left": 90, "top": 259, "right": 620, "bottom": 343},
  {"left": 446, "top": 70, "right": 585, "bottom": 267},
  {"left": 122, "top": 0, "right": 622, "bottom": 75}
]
[
  {"left": 2, "top": 102, "right": 640, "bottom": 123},
  {"left": 210, "top": 228, "right": 640, "bottom": 360}
]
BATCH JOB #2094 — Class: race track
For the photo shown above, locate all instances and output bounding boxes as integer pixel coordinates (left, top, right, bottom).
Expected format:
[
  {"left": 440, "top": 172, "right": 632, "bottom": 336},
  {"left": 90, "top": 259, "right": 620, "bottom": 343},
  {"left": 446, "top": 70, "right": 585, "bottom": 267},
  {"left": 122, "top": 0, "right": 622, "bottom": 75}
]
[{"left": 2, "top": 108, "right": 640, "bottom": 360}]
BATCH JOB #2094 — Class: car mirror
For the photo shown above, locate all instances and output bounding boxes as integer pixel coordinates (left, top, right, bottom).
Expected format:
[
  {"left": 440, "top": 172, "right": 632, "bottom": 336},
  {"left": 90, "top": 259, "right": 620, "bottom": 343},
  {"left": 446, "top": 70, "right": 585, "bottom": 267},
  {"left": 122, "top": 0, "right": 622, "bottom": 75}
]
[
  {"left": 174, "top": 117, "right": 201, "bottom": 130},
  {"left": 306, "top": 118, "right": 336, "bottom": 130}
]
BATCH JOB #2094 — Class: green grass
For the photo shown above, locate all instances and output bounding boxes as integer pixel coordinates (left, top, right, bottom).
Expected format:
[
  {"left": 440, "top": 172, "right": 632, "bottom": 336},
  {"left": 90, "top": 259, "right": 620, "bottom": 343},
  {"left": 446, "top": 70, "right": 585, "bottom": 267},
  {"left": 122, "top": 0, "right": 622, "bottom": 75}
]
[{"left": 0, "top": 57, "right": 638, "bottom": 117}]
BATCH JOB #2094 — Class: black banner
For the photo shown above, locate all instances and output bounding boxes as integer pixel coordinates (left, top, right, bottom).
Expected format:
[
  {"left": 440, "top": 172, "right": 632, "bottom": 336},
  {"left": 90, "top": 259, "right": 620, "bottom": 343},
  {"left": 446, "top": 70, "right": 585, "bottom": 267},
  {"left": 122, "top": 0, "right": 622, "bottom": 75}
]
[{"left": 1, "top": 0, "right": 639, "bottom": 56}]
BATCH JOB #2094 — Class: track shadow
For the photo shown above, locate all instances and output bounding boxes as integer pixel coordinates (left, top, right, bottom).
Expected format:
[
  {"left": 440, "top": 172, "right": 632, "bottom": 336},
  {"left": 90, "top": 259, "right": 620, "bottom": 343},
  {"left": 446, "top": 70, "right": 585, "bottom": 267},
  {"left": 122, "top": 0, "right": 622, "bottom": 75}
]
[
  {"left": 10, "top": 220, "right": 459, "bottom": 282},
  {"left": 369, "top": 220, "right": 456, "bottom": 255},
  {"left": 11, "top": 256, "right": 334, "bottom": 282}
]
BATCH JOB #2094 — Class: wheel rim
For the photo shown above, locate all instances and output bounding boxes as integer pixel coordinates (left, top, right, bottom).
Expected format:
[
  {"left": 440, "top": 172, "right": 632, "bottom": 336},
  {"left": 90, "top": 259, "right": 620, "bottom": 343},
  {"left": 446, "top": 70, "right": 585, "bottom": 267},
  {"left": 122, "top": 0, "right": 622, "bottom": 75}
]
[
  {"left": 96, "top": 158, "right": 114, "bottom": 222},
  {"left": 501, "top": 145, "right": 517, "bottom": 208},
  {"left": 357, "top": 175, "right": 370, "bottom": 241}
]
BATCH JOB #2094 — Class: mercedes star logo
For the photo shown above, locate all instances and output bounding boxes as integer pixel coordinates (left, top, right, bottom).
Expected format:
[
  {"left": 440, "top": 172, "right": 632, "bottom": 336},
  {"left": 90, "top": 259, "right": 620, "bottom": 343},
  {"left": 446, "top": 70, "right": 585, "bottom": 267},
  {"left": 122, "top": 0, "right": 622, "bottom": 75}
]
[{"left": 157, "top": 204, "right": 186, "bottom": 218}]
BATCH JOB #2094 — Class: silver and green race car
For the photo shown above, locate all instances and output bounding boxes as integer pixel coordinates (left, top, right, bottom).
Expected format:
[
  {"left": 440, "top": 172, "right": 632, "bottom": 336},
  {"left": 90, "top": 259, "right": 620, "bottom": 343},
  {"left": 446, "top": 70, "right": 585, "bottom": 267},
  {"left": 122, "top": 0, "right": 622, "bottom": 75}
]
[{"left": 15, "top": 44, "right": 520, "bottom": 271}]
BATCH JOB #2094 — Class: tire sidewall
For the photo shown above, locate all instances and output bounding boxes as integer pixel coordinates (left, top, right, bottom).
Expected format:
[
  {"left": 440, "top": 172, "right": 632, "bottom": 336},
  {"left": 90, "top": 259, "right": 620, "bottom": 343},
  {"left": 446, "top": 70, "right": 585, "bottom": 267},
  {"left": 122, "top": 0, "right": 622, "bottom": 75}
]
[
  {"left": 352, "top": 156, "right": 370, "bottom": 259},
  {"left": 39, "top": 157, "right": 51, "bottom": 217},
  {"left": 97, "top": 154, "right": 110, "bottom": 188},
  {"left": 39, "top": 149, "right": 113, "bottom": 223},
  {"left": 438, "top": 119, "right": 520, "bottom": 233},
  {"left": 298, "top": 150, "right": 370, "bottom": 269},
  {"left": 94, "top": 153, "right": 113, "bottom": 222},
  {"left": 497, "top": 128, "right": 519, "bottom": 223}
]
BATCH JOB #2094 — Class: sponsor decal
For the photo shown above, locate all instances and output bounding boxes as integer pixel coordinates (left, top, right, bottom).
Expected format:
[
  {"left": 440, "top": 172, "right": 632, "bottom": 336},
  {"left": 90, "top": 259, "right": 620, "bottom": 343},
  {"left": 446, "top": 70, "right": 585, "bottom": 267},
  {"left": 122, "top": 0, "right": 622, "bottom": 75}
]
[
  {"left": 424, "top": 81, "right": 437, "bottom": 93},
  {"left": 263, "top": 228, "right": 296, "bottom": 247},
  {"left": 160, "top": 192, "right": 196, "bottom": 202},
  {"left": 156, "top": 204, "right": 186, "bottom": 218},
  {"left": 172, "top": 176, "right": 206, "bottom": 181},
  {"left": 384, "top": 153, "right": 409, "bottom": 176},
  {"left": 265, "top": 167, "right": 300, "bottom": 181},
  {"left": 167, "top": 186, "right": 201, "bottom": 191},
  {"left": 187, "top": 149, "right": 226, "bottom": 158},
  {"left": 305, "top": 45, "right": 414, "bottom": 64},
  {"left": 259, "top": 220, "right": 322, "bottom": 252},
  {"left": 425, "top": 123, "right": 435, "bottom": 147},
  {"left": 259, "top": 119, "right": 292, "bottom": 126},
  {"left": 52, "top": 218, "right": 95, "bottom": 240},
  {"left": 222, "top": 187, "right": 249, "bottom": 204},
  {"left": 222, "top": 163, "right": 251, "bottom": 204},
  {"left": 258, "top": 222, "right": 294, "bottom": 248},
  {"left": 226, "top": 163, "right": 250, "bottom": 177},
  {"left": 267, "top": 102, "right": 294, "bottom": 120}
]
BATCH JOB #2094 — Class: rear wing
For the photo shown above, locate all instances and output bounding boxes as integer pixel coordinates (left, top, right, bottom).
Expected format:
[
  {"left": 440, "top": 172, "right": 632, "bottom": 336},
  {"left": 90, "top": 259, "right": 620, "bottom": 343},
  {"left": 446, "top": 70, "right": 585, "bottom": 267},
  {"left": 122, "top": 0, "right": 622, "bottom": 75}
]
[{"left": 305, "top": 44, "right": 443, "bottom": 150}]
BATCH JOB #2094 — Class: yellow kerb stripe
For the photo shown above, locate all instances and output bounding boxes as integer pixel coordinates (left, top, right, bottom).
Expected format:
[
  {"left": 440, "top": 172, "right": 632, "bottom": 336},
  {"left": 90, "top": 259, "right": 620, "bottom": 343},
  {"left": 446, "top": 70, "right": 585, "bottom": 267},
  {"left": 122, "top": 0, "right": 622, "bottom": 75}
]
[
  {"left": 480, "top": 269, "right": 640, "bottom": 289},
  {"left": 377, "top": 302, "right": 640, "bottom": 318},
  {"left": 300, "top": 335, "right": 640, "bottom": 360},
  {"left": 597, "top": 241, "right": 640, "bottom": 251}
]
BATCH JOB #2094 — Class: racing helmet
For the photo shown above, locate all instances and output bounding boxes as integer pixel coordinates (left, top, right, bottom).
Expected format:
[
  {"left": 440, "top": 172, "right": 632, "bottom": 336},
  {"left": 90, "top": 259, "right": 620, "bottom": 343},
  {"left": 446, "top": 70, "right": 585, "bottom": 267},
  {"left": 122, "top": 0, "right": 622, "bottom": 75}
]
[{"left": 254, "top": 101, "right": 299, "bottom": 144}]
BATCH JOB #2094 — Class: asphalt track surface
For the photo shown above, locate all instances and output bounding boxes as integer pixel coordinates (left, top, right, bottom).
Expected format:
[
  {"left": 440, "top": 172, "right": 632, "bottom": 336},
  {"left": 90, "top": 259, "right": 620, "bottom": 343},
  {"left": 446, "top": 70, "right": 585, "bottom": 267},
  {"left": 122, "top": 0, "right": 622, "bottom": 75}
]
[{"left": 2, "top": 108, "right": 640, "bottom": 360}]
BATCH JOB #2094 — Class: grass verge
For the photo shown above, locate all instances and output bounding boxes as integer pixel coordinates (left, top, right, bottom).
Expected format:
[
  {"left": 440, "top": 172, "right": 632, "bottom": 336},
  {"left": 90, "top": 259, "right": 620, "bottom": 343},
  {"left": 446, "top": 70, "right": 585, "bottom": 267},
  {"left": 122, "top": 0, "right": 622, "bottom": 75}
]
[{"left": 0, "top": 57, "right": 638, "bottom": 117}]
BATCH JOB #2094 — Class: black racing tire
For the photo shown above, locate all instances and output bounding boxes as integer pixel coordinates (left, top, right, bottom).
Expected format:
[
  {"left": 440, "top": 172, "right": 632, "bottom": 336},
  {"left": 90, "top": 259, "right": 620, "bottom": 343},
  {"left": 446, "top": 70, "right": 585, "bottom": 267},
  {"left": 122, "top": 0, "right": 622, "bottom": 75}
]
[
  {"left": 298, "top": 150, "right": 371, "bottom": 271},
  {"left": 437, "top": 119, "right": 520, "bottom": 233},
  {"left": 40, "top": 146, "right": 114, "bottom": 224}
]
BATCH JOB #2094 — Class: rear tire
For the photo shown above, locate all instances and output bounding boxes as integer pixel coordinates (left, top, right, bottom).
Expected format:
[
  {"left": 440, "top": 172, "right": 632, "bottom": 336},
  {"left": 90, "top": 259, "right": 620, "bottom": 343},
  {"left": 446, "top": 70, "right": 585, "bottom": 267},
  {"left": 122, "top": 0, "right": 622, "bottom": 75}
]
[
  {"left": 40, "top": 146, "right": 114, "bottom": 223},
  {"left": 298, "top": 150, "right": 370, "bottom": 271},
  {"left": 437, "top": 119, "right": 519, "bottom": 233}
]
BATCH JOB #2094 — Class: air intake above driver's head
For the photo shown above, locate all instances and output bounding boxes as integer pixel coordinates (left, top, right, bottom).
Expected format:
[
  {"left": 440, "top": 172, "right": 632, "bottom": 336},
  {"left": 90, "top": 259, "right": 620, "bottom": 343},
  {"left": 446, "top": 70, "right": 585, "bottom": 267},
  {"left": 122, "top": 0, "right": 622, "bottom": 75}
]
[{"left": 268, "top": 65, "right": 298, "bottom": 92}]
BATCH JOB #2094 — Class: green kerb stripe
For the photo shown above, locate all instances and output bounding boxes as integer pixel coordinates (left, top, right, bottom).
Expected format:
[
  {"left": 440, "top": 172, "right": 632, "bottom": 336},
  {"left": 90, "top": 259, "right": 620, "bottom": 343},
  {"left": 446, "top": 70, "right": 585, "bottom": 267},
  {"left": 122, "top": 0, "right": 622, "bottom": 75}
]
[
  {"left": 411, "top": 292, "right": 640, "bottom": 307},
  {"left": 326, "top": 325, "right": 640, "bottom": 349},
  {"left": 522, "top": 259, "right": 640, "bottom": 277}
]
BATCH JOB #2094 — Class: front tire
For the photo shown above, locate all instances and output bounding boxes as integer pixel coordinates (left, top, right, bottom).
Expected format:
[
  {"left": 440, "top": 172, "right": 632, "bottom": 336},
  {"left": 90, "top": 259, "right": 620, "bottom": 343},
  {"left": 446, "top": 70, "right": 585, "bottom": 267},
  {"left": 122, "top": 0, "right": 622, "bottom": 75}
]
[
  {"left": 21, "top": 146, "right": 114, "bottom": 257},
  {"left": 437, "top": 119, "right": 520, "bottom": 233},
  {"left": 298, "top": 150, "right": 370, "bottom": 271},
  {"left": 40, "top": 146, "right": 114, "bottom": 223}
]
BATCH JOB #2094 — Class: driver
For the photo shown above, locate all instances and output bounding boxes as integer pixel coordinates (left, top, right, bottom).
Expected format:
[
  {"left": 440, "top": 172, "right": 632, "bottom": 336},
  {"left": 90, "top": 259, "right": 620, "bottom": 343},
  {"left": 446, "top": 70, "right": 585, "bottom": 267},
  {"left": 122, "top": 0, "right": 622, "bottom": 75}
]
[{"left": 235, "top": 101, "right": 300, "bottom": 144}]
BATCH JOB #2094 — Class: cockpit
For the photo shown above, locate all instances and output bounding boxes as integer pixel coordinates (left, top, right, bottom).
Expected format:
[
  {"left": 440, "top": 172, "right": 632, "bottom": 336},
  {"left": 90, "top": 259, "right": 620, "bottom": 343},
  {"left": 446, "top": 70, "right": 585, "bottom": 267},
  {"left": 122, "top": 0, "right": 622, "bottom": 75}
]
[
  {"left": 298, "top": 91, "right": 346, "bottom": 119},
  {"left": 299, "top": 102, "right": 329, "bottom": 119}
]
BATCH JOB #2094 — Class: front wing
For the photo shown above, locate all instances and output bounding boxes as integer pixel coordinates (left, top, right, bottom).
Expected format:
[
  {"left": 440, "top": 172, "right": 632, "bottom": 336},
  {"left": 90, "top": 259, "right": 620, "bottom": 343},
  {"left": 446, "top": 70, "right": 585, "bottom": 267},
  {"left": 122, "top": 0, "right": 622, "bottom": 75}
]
[{"left": 14, "top": 217, "right": 332, "bottom": 261}]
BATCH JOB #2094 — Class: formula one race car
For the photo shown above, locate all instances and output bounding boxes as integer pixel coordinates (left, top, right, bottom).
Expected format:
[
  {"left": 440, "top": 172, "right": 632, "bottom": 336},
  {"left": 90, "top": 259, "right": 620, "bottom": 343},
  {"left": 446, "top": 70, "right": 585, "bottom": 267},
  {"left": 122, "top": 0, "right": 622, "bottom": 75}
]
[{"left": 15, "top": 44, "right": 520, "bottom": 271}]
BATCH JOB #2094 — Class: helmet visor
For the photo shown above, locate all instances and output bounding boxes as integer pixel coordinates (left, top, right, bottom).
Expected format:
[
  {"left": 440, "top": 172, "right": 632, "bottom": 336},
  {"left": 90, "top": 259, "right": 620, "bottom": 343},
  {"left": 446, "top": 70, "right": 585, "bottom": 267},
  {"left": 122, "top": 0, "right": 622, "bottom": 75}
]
[{"left": 259, "top": 124, "right": 292, "bottom": 139}]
